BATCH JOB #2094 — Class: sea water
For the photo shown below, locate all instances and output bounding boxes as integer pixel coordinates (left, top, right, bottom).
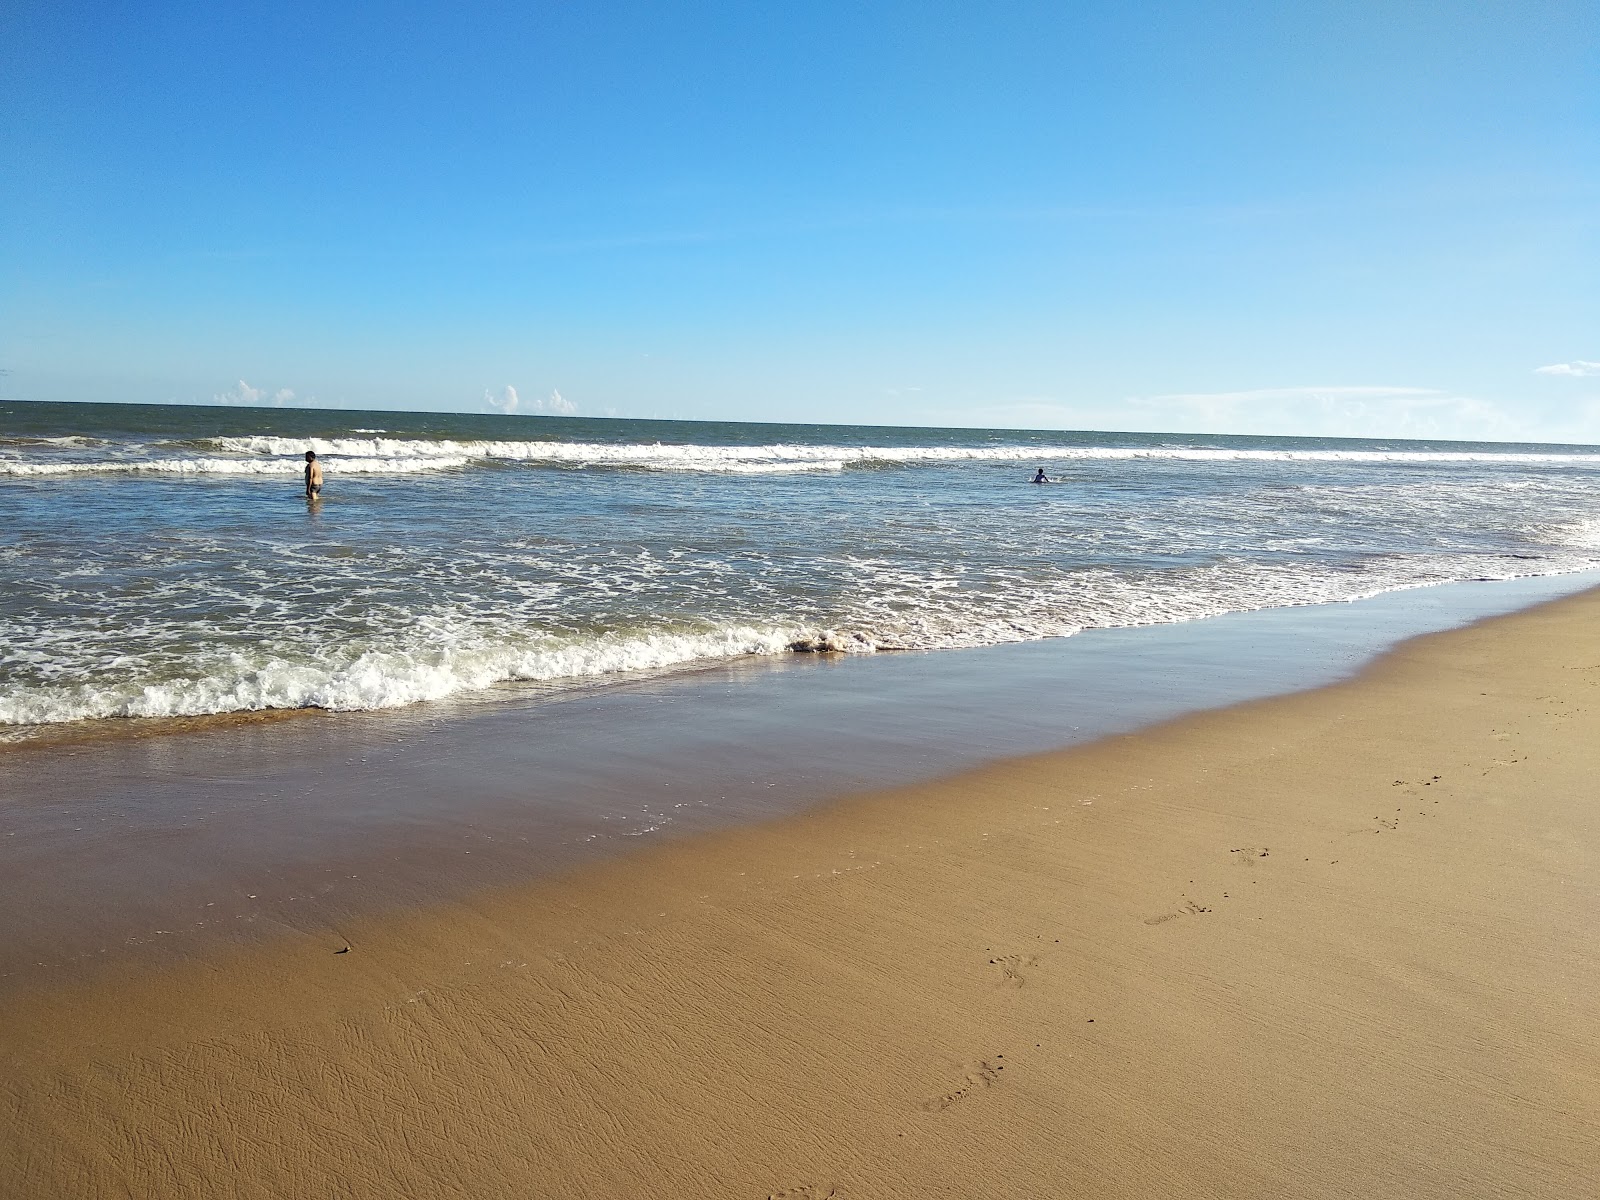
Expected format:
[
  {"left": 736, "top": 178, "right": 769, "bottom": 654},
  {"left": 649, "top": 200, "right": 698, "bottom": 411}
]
[{"left": 4, "top": 399, "right": 1600, "bottom": 730}]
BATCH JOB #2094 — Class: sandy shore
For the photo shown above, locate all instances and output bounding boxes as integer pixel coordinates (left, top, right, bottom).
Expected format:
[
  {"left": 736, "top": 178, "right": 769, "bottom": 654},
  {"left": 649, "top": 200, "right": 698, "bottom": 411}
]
[{"left": 5, "top": 589, "right": 1599, "bottom": 1198}]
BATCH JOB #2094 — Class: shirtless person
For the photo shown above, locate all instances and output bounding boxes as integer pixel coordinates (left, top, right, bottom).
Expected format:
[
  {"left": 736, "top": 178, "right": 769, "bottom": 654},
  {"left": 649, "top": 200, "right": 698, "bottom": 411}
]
[{"left": 304, "top": 450, "right": 323, "bottom": 499}]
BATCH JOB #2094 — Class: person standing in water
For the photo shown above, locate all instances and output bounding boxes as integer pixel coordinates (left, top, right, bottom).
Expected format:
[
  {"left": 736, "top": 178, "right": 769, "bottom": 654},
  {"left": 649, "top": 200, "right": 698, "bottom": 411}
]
[
  {"left": 1032, "top": 467, "right": 1051, "bottom": 484},
  {"left": 304, "top": 450, "right": 324, "bottom": 499}
]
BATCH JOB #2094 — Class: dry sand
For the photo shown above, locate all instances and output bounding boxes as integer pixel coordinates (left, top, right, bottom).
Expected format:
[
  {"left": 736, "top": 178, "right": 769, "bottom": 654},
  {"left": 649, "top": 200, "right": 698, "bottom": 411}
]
[{"left": 4, "top": 589, "right": 1599, "bottom": 1198}]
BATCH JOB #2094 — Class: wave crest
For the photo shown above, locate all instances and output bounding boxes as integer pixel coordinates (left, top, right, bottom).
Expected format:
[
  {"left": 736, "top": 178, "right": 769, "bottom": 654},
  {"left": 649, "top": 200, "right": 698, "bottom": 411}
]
[
  {"left": 0, "top": 623, "right": 811, "bottom": 726},
  {"left": 0, "top": 456, "right": 471, "bottom": 477},
  {"left": 198, "top": 435, "right": 1600, "bottom": 471}
]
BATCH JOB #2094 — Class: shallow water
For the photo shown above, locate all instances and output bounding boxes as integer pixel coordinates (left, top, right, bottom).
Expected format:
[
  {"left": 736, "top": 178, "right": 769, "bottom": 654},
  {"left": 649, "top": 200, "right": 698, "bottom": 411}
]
[{"left": 2, "top": 569, "right": 1595, "bottom": 988}]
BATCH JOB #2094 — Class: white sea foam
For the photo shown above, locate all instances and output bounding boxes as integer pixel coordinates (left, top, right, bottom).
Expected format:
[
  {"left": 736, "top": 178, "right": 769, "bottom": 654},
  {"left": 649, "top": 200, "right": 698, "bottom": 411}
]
[
  {"left": 13, "top": 435, "right": 1600, "bottom": 480},
  {"left": 0, "top": 435, "right": 106, "bottom": 447},
  {"left": 0, "top": 455, "right": 470, "bottom": 477},
  {"left": 8, "top": 415, "right": 1600, "bottom": 731},
  {"left": 7, "top": 540, "right": 1597, "bottom": 728},
  {"left": 0, "top": 623, "right": 807, "bottom": 725},
  {"left": 650, "top": 459, "right": 846, "bottom": 474},
  {"left": 198, "top": 434, "right": 1600, "bottom": 471},
  {"left": 1551, "top": 515, "right": 1600, "bottom": 550}
]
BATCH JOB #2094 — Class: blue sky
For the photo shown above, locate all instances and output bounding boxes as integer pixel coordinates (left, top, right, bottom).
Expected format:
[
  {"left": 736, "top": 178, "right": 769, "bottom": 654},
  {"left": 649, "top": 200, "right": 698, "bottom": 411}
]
[{"left": 3, "top": 1, "right": 1596, "bottom": 440}]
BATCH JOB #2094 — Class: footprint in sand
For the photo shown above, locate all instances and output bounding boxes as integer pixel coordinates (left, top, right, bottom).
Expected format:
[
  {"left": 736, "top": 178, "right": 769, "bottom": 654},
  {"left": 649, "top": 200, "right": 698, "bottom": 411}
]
[
  {"left": 1144, "top": 899, "right": 1211, "bottom": 926},
  {"left": 1229, "top": 846, "right": 1269, "bottom": 864},
  {"left": 986, "top": 953, "right": 1037, "bottom": 987},
  {"left": 1391, "top": 775, "right": 1443, "bottom": 791},
  {"left": 767, "top": 1187, "right": 841, "bottom": 1199},
  {"left": 921, "top": 1059, "right": 1003, "bottom": 1112}
]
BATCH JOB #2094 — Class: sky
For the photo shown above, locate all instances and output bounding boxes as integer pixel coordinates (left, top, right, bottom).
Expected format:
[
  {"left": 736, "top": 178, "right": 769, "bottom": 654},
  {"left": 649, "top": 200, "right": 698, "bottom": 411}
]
[{"left": 2, "top": 0, "right": 1597, "bottom": 441}]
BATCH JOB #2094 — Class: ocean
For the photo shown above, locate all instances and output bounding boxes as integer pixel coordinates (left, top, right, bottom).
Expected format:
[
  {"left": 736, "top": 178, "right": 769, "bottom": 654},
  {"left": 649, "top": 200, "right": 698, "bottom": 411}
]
[{"left": 4, "top": 399, "right": 1600, "bottom": 733}]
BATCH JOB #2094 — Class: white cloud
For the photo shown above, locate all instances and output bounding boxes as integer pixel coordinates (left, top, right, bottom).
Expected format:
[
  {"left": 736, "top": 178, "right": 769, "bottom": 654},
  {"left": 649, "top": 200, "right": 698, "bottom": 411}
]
[
  {"left": 939, "top": 385, "right": 1550, "bottom": 442},
  {"left": 1534, "top": 361, "right": 1600, "bottom": 377},
  {"left": 215, "top": 380, "right": 265, "bottom": 405},
  {"left": 1131, "top": 386, "right": 1521, "bottom": 440},
  {"left": 214, "top": 380, "right": 299, "bottom": 407},
  {"left": 485, "top": 385, "right": 577, "bottom": 416},
  {"left": 484, "top": 385, "right": 520, "bottom": 414}
]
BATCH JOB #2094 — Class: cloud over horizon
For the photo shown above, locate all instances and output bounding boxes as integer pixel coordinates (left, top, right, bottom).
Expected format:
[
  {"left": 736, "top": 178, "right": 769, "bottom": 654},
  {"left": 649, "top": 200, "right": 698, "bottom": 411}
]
[
  {"left": 1534, "top": 361, "right": 1600, "bottom": 377},
  {"left": 943, "top": 384, "right": 1600, "bottom": 444},
  {"left": 213, "top": 380, "right": 299, "bottom": 407},
  {"left": 483, "top": 386, "right": 578, "bottom": 416},
  {"left": 484, "top": 385, "right": 520, "bottom": 414},
  {"left": 1129, "top": 386, "right": 1517, "bottom": 440}
]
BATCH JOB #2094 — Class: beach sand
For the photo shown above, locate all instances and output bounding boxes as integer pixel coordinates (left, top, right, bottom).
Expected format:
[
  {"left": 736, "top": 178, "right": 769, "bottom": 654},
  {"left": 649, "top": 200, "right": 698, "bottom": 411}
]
[{"left": 4, "top": 589, "right": 1598, "bottom": 1198}]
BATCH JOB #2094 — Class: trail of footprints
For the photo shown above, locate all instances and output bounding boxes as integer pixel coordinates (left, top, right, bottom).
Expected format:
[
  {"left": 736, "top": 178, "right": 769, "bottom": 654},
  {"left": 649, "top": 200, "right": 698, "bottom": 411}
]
[
  {"left": 1137, "top": 770, "right": 1471, "bottom": 926},
  {"left": 910, "top": 770, "right": 1468, "bottom": 1134},
  {"left": 768, "top": 767, "right": 1489, "bottom": 1192},
  {"left": 1379, "top": 773, "right": 1444, "bottom": 829}
]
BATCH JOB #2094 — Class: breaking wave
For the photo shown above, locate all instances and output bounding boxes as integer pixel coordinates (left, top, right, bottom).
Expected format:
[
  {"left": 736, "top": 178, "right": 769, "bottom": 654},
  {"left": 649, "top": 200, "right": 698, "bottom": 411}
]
[
  {"left": 0, "top": 623, "right": 808, "bottom": 725},
  {"left": 0, "top": 435, "right": 108, "bottom": 448},
  {"left": 200, "top": 434, "right": 1600, "bottom": 470},
  {"left": 6, "top": 405, "right": 1600, "bottom": 731},
  {"left": 9, "top": 434, "right": 1600, "bottom": 481},
  {"left": 0, "top": 455, "right": 471, "bottom": 477}
]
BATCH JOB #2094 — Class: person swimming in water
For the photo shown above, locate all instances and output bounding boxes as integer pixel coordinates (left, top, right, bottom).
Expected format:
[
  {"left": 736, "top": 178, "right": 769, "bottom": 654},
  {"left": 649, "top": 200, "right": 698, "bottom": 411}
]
[
  {"left": 304, "top": 450, "right": 323, "bottom": 499},
  {"left": 1032, "top": 467, "right": 1051, "bottom": 484}
]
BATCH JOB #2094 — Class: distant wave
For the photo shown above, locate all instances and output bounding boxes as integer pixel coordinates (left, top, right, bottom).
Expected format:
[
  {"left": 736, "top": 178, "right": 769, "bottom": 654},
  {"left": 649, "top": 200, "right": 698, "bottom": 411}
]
[
  {"left": 0, "top": 435, "right": 108, "bottom": 448},
  {"left": 200, "top": 435, "right": 1600, "bottom": 470},
  {"left": 650, "top": 459, "right": 846, "bottom": 474},
  {"left": 10, "top": 435, "right": 1600, "bottom": 480},
  {"left": 0, "top": 455, "right": 471, "bottom": 477},
  {"left": 199, "top": 434, "right": 927, "bottom": 469}
]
